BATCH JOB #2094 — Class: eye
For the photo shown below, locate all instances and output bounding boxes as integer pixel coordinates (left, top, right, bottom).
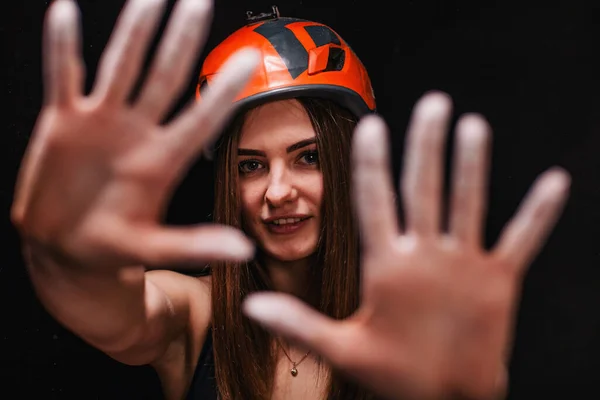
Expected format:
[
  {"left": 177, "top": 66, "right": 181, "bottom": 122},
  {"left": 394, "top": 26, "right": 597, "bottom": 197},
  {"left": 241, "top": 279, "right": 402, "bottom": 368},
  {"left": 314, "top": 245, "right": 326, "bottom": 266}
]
[
  {"left": 299, "top": 150, "right": 319, "bottom": 165},
  {"left": 238, "top": 159, "right": 264, "bottom": 174}
]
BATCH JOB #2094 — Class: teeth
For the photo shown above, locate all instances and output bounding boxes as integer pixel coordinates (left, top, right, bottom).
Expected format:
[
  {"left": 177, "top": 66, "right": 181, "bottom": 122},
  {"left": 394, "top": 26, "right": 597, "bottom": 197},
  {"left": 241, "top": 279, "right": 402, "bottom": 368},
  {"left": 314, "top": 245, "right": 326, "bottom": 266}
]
[{"left": 272, "top": 218, "right": 303, "bottom": 225}]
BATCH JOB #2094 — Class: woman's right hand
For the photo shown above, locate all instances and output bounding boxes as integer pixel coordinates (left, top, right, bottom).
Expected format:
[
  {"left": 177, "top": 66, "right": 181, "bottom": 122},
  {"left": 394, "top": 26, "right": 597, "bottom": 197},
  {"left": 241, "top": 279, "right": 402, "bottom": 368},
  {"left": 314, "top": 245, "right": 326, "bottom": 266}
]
[{"left": 11, "top": 0, "right": 258, "bottom": 270}]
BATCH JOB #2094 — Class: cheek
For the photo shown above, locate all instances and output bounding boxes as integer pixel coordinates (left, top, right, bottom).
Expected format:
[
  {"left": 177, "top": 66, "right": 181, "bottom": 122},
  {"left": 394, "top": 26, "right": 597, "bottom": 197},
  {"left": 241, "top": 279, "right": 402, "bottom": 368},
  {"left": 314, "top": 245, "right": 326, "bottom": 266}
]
[
  {"left": 315, "top": 179, "right": 324, "bottom": 208},
  {"left": 303, "top": 173, "right": 324, "bottom": 209},
  {"left": 239, "top": 181, "right": 263, "bottom": 218}
]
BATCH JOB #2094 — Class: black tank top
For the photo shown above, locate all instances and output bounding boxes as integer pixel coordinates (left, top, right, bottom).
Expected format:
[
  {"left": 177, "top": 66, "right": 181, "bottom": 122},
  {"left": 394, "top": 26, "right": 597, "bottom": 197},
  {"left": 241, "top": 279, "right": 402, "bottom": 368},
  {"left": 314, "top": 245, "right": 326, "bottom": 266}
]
[
  {"left": 185, "top": 329, "right": 218, "bottom": 399},
  {"left": 176, "top": 267, "right": 218, "bottom": 399}
]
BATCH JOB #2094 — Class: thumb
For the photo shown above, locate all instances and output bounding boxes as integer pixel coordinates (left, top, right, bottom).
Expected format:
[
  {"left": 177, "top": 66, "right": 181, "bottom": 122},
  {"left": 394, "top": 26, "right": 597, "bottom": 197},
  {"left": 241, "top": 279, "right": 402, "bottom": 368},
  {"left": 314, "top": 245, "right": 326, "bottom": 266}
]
[{"left": 243, "top": 292, "right": 349, "bottom": 363}]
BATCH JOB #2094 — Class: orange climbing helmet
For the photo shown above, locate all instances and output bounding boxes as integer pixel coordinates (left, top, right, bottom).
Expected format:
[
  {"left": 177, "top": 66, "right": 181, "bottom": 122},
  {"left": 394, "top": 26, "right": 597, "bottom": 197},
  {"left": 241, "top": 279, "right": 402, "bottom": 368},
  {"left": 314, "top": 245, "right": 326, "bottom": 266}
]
[{"left": 196, "top": 6, "right": 376, "bottom": 118}]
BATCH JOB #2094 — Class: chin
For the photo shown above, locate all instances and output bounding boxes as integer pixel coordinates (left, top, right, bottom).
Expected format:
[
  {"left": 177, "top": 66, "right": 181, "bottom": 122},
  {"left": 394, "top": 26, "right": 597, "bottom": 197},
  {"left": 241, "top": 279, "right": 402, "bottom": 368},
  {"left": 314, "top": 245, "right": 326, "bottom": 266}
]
[
  {"left": 261, "top": 241, "right": 319, "bottom": 262},
  {"left": 267, "top": 251, "right": 314, "bottom": 262}
]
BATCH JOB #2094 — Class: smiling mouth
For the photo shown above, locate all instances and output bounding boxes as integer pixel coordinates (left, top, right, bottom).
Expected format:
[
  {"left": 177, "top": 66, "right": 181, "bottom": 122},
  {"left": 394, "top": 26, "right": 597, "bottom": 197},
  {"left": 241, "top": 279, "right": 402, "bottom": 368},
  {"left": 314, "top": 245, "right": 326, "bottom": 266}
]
[{"left": 268, "top": 217, "right": 310, "bottom": 225}]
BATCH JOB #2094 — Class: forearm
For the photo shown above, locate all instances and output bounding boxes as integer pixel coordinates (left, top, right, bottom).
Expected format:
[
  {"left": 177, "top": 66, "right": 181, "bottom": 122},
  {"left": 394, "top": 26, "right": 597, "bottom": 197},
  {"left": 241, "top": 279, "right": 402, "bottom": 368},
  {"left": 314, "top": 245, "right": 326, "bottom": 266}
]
[{"left": 24, "top": 243, "right": 149, "bottom": 354}]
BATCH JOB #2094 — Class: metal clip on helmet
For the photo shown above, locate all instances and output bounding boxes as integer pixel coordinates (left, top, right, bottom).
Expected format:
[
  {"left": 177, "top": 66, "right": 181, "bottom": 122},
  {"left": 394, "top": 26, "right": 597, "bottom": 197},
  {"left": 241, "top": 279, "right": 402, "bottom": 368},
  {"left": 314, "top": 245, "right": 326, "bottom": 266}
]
[{"left": 196, "top": 5, "right": 376, "bottom": 118}]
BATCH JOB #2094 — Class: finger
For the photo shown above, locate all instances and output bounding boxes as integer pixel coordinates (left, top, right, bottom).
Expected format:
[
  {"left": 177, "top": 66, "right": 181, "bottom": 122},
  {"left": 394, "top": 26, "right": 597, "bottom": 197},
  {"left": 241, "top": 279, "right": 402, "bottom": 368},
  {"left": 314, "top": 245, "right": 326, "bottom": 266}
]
[
  {"left": 112, "top": 223, "right": 255, "bottom": 267},
  {"left": 352, "top": 115, "right": 400, "bottom": 253},
  {"left": 92, "top": 0, "right": 166, "bottom": 103},
  {"left": 160, "top": 48, "right": 260, "bottom": 162},
  {"left": 401, "top": 92, "right": 452, "bottom": 237},
  {"left": 133, "top": 0, "right": 213, "bottom": 122},
  {"left": 43, "top": 0, "right": 84, "bottom": 106},
  {"left": 493, "top": 168, "right": 570, "bottom": 274},
  {"left": 11, "top": 115, "right": 53, "bottom": 227},
  {"left": 243, "top": 293, "right": 350, "bottom": 364},
  {"left": 448, "top": 114, "right": 491, "bottom": 246}
]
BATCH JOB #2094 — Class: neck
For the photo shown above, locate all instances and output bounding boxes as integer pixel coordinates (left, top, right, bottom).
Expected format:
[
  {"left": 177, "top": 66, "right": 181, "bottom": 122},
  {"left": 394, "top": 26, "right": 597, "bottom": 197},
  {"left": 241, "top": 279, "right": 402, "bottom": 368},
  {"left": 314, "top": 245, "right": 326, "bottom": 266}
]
[{"left": 260, "top": 253, "right": 320, "bottom": 307}]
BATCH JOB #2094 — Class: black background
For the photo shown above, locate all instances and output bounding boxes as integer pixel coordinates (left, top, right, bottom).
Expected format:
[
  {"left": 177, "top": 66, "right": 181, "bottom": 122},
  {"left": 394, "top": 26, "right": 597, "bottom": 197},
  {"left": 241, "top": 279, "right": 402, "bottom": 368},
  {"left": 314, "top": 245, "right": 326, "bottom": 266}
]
[{"left": 2, "top": 0, "right": 600, "bottom": 399}]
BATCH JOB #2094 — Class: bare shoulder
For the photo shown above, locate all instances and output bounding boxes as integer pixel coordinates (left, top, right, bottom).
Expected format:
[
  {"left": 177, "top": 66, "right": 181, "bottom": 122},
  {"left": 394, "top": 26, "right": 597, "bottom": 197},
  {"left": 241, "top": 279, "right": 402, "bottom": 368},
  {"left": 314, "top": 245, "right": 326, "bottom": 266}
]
[
  {"left": 145, "top": 269, "right": 212, "bottom": 344},
  {"left": 145, "top": 270, "right": 213, "bottom": 398}
]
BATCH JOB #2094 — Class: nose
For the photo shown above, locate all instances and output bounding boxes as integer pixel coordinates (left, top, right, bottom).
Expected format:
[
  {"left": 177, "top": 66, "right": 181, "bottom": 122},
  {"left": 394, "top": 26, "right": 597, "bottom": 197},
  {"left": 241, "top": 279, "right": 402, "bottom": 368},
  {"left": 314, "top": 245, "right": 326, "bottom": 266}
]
[{"left": 265, "top": 168, "right": 297, "bottom": 207}]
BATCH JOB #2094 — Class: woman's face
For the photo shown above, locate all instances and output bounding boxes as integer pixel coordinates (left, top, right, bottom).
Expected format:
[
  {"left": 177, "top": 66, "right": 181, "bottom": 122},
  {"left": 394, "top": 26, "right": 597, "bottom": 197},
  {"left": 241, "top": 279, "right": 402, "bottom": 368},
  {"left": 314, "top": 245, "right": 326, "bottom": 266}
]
[{"left": 237, "top": 99, "right": 323, "bottom": 262}]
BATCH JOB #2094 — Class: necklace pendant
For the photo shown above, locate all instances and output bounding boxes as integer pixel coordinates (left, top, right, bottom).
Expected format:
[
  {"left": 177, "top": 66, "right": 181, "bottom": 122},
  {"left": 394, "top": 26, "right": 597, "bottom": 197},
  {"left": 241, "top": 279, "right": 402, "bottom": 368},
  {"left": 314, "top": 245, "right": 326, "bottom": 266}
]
[{"left": 290, "top": 366, "right": 298, "bottom": 377}]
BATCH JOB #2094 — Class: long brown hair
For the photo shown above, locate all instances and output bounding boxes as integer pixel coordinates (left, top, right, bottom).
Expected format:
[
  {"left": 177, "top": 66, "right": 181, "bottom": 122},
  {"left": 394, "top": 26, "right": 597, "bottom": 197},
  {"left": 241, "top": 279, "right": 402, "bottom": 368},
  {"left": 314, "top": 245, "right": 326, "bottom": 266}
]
[{"left": 211, "top": 97, "right": 372, "bottom": 400}]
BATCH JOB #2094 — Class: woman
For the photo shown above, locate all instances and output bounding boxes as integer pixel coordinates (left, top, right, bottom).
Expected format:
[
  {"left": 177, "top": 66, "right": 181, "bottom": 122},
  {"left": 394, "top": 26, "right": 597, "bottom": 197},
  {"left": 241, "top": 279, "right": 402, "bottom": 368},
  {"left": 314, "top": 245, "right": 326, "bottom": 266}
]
[
  {"left": 196, "top": 10, "right": 376, "bottom": 398},
  {"left": 11, "top": 0, "right": 570, "bottom": 399}
]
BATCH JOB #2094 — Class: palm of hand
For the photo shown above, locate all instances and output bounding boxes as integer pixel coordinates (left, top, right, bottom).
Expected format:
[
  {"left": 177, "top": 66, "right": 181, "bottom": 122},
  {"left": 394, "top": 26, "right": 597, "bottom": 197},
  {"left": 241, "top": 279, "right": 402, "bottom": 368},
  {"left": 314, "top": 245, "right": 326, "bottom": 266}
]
[
  {"left": 347, "top": 239, "right": 515, "bottom": 400},
  {"left": 12, "top": 0, "right": 259, "bottom": 269},
  {"left": 244, "top": 94, "right": 570, "bottom": 400}
]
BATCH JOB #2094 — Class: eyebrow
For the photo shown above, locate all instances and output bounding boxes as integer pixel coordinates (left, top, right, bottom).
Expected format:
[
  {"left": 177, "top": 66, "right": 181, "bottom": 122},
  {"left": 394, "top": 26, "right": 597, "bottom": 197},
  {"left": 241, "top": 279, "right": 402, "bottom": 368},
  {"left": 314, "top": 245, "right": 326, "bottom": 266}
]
[{"left": 237, "top": 138, "right": 316, "bottom": 156}]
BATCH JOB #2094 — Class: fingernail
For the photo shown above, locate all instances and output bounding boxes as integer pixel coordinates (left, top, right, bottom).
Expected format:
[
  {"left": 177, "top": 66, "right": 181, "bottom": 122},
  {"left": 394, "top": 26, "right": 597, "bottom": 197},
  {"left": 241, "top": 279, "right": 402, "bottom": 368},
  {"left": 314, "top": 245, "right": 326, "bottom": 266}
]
[
  {"left": 355, "top": 115, "right": 387, "bottom": 160},
  {"left": 228, "top": 237, "right": 255, "bottom": 259},
  {"left": 243, "top": 295, "right": 277, "bottom": 322},
  {"left": 415, "top": 91, "right": 452, "bottom": 118},
  {"left": 538, "top": 167, "right": 571, "bottom": 196},
  {"left": 237, "top": 47, "right": 262, "bottom": 66}
]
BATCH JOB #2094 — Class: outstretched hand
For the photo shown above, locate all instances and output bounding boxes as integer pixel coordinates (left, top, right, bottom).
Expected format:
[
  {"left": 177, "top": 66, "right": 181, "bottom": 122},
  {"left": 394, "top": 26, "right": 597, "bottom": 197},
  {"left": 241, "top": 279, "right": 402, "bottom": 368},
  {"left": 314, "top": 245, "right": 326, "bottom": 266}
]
[
  {"left": 243, "top": 92, "right": 570, "bottom": 400},
  {"left": 11, "top": 0, "right": 260, "bottom": 269}
]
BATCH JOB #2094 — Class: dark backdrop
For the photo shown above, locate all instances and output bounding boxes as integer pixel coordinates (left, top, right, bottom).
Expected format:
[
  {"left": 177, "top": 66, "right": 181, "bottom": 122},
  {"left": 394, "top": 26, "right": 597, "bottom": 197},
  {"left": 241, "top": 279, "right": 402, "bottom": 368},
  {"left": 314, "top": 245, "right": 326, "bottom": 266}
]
[{"left": 2, "top": 1, "right": 600, "bottom": 399}]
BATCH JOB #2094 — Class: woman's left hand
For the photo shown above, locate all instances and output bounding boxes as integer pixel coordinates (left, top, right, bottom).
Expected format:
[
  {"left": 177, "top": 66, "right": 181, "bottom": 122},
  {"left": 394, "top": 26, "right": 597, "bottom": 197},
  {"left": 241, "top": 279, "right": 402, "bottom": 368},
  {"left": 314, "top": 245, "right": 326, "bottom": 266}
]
[{"left": 243, "top": 92, "right": 570, "bottom": 400}]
